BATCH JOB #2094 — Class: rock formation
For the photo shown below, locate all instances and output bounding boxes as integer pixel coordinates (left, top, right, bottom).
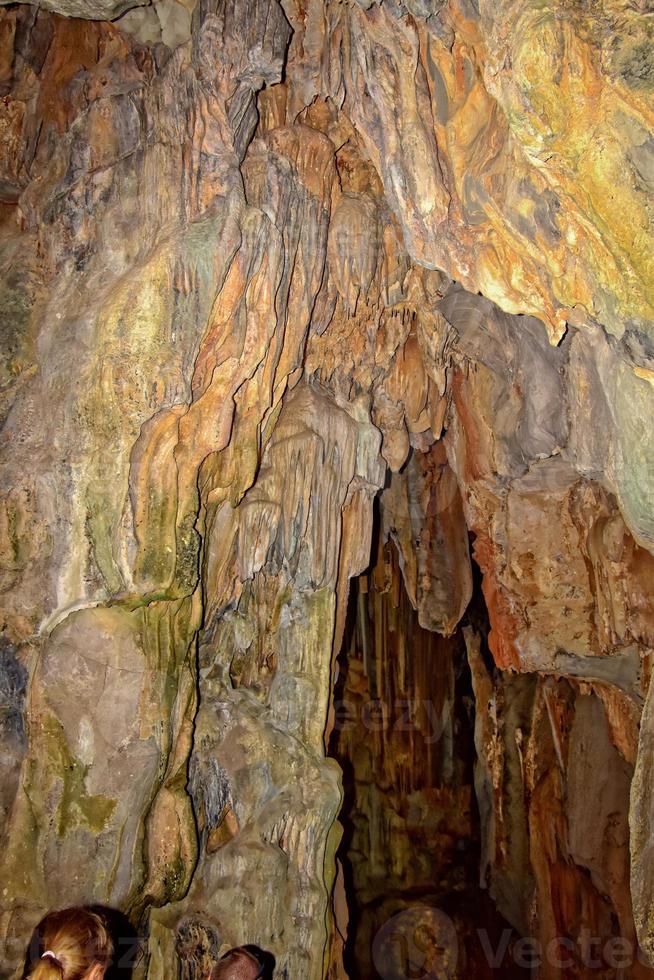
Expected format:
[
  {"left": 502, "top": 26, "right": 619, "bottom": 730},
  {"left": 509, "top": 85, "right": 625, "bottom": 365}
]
[{"left": 1, "top": 0, "right": 653, "bottom": 977}]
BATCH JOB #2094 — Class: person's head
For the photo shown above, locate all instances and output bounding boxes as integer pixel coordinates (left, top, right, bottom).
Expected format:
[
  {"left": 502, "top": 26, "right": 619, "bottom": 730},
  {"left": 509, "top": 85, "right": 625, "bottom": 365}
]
[
  {"left": 23, "top": 907, "right": 113, "bottom": 980},
  {"left": 209, "top": 946, "right": 269, "bottom": 980}
]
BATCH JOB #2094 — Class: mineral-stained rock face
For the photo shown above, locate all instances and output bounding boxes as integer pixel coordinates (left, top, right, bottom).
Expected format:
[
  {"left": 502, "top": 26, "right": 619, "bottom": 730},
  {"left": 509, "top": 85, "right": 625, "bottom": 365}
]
[{"left": 1, "top": 0, "right": 654, "bottom": 976}]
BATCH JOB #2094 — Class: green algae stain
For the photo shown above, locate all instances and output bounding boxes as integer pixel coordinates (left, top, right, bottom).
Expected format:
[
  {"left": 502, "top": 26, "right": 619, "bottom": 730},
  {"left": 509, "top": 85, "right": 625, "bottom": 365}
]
[
  {"left": 174, "top": 511, "right": 201, "bottom": 594},
  {"left": 85, "top": 490, "right": 126, "bottom": 596},
  {"left": 42, "top": 716, "right": 117, "bottom": 837}
]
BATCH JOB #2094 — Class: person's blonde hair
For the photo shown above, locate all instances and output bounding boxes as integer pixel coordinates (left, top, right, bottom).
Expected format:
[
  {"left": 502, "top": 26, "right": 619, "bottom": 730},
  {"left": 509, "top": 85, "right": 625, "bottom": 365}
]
[{"left": 23, "top": 907, "right": 113, "bottom": 980}]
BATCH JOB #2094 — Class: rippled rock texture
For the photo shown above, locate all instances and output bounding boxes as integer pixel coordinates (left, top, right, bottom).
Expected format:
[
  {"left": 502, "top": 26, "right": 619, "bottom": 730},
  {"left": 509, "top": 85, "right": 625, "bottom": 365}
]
[{"left": 1, "top": 0, "right": 654, "bottom": 976}]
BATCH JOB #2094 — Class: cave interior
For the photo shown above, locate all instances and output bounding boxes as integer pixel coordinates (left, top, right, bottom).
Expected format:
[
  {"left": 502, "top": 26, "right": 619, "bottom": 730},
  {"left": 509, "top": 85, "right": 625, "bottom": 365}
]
[{"left": 1, "top": 0, "right": 654, "bottom": 977}]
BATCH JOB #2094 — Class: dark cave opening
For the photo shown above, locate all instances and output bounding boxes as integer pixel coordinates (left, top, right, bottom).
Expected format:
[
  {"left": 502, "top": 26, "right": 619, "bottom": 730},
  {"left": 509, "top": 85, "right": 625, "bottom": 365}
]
[{"left": 329, "top": 526, "right": 529, "bottom": 979}]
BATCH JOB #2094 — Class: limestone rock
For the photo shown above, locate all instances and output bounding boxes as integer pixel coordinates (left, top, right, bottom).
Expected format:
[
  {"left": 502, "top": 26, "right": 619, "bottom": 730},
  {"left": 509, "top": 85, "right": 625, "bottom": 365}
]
[
  {"left": 467, "top": 626, "right": 650, "bottom": 977},
  {"left": 0, "top": 0, "right": 148, "bottom": 20}
]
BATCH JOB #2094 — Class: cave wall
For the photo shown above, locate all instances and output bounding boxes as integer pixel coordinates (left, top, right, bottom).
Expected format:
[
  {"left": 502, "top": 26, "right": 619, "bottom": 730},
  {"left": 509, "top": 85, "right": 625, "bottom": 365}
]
[
  {"left": 468, "top": 629, "right": 654, "bottom": 979},
  {"left": 1, "top": 0, "right": 654, "bottom": 976}
]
